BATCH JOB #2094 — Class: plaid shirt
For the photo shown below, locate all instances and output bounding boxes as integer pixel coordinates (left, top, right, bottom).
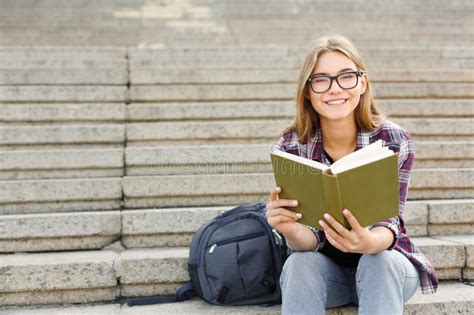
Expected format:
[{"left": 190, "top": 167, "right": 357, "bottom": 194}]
[{"left": 276, "top": 120, "right": 439, "bottom": 295}]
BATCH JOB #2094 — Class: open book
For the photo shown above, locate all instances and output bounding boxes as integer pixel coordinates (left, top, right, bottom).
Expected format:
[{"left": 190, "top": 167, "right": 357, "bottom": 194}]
[{"left": 270, "top": 140, "right": 399, "bottom": 229}]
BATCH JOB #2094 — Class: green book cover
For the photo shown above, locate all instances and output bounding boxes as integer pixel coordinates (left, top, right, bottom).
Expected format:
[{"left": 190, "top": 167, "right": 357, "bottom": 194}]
[{"left": 270, "top": 141, "right": 399, "bottom": 230}]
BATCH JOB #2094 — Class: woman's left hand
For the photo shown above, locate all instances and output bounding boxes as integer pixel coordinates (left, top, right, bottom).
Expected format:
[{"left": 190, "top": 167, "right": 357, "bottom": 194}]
[{"left": 319, "top": 209, "right": 380, "bottom": 254}]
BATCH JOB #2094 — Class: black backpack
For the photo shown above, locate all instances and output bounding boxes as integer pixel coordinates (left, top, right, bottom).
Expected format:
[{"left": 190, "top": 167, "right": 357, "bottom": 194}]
[{"left": 127, "top": 203, "right": 287, "bottom": 306}]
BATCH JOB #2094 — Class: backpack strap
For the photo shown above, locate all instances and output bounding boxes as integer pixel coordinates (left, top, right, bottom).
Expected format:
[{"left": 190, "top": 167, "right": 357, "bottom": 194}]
[{"left": 126, "top": 283, "right": 195, "bottom": 306}]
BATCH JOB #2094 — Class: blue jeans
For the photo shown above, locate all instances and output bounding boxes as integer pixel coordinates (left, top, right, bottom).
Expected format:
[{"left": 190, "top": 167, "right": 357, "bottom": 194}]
[{"left": 280, "top": 250, "right": 420, "bottom": 315}]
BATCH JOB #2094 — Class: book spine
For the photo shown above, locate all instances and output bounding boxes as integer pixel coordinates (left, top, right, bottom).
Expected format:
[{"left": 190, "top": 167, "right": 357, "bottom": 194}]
[{"left": 322, "top": 173, "right": 348, "bottom": 229}]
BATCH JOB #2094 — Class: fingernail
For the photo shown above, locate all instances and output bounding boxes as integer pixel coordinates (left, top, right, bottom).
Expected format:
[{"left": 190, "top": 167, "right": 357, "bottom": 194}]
[
  {"left": 323, "top": 213, "right": 330, "bottom": 220},
  {"left": 343, "top": 209, "right": 349, "bottom": 215},
  {"left": 292, "top": 200, "right": 298, "bottom": 206},
  {"left": 319, "top": 220, "right": 324, "bottom": 226},
  {"left": 296, "top": 213, "right": 302, "bottom": 218},
  {"left": 276, "top": 187, "right": 281, "bottom": 192}
]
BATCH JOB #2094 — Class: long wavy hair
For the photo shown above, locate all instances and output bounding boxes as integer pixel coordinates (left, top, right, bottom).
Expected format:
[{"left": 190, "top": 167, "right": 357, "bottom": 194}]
[{"left": 286, "top": 34, "right": 384, "bottom": 143}]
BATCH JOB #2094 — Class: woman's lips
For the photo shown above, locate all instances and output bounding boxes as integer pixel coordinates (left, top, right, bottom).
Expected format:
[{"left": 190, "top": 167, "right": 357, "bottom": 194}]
[{"left": 325, "top": 98, "right": 348, "bottom": 105}]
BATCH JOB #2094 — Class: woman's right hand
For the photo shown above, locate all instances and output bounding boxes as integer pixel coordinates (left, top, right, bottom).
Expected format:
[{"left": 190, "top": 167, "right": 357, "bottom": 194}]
[{"left": 265, "top": 187, "right": 303, "bottom": 238}]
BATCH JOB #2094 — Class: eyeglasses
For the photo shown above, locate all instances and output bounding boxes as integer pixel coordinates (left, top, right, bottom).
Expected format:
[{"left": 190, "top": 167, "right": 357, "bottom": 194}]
[{"left": 307, "top": 70, "right": 364, "bottom": 93}]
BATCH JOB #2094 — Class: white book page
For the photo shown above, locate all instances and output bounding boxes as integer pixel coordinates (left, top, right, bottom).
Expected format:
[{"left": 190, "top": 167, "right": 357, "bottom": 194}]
[
  {"left": 330, "top": 140, "right": 382, "bottom": 170},
  {"left": 330, "top": 140, "right": 394, "bottom": 174},
  {"left": 271, "top": 149, "right": 329, "bottom": 172}
]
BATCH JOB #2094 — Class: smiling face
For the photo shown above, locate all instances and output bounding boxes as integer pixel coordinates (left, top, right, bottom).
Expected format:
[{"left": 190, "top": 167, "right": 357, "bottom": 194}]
[{"left": 307, "top": 51, "right": 367, "bottom": 125}]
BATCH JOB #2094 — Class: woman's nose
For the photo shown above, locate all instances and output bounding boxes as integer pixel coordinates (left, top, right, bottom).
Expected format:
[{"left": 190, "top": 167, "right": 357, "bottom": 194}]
[{"left": 328, "top": 78, "right": 343, "bottom": 94}]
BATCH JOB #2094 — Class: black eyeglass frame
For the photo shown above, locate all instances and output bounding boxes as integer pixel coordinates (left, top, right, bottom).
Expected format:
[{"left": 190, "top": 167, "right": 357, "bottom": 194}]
[{"left": 306, "top": 70, "right": 365, "bottom": 94}]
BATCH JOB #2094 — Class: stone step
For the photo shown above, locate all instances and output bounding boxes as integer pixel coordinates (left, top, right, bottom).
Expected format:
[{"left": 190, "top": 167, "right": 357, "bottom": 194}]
[
  {"left": 434, "top": 235, "right": 474, "bottom": 279},
  {"left": 8, "top": 10, "right": 464, "bottom": 25},
  {"left": 126, "top": 142, "right": 474, "bottom": 177},
  {"left": 0, "top": 250, "right": 118, "bottom": 306},
  {"left": 228, "top": 23, "right": 474, "bottom": 34},
  {"left": 226, "top": 17, "right": 474, "bottom": 30},
  {"left": 0, "top": 124, "right": 125, "bottom": 151},
  {"left": 0, "top": 211, "right": 121, "bottom": 253},
  {"left": 0, "top": 59, "right": 126, "bottom": 69},
  {"left": 429, "top": 201, "right": 474, "bottom": 236},
  {"left": 122, "top": 169, "right": 474, "bottom": 209},
  {"left": 2, "top": 34, "right": 471, "bottom": 48},
  {"left": 120, "top": 200, "right": 473, "bottom": 249},
  {"left": 4, "top": 23, "right": 471, "bottom": 35},
  {"left": 0, "top": 103, "right": 125, "bottom": 123},
  {"left": 129, "top": 83, "right": 474, "bottom": 102},
  {"left": 2, "top": 26, "right": 473, "bottom": 48},
  {"left": 0, "top": 47, "right": 126, "bottom": 59},
  {"left": 1, "top": 199, "right": 470, "bottom": 253},
  {"left": 233, "top": 35, "right": 473, "bottom": 48},
  {"left": 414, "top": 142, "right": 474, "bottom": 168},
  {"left": 0, "top": 178, "right": 122, "bottom": 215},
  {"left": 3, "top": 20, "right": 472, "bottom": 32},
  {"left": 126, "top": 118, "right": 473, "bottom": 146},
  {"left": 0, "top": 2, "right": 470, "bottom": 18},
  {"left": 0, "top": 69, "right": 128, "bottom": 85},
  {"left": 3, "top": 282, "right": 473, "bottom": 315},
  {"left": 128, "top": 46, "right": 474, "bottom": 59},
  {"left": 200, "top": 3, "right": 473, "bottom": 16},
  {"left": 0, "top": 86, "right": 126, "bottom": 103},
  {"left": 0, "top": 49, "right": 127, "bottom": 84},
  {"left": 229, "top": 25, "right": 474, "bottom": 38},
  {"left": 0, "top": 148, "right": 124, "bottom": 180},
  {"left": 1, "top": 2, "right": 471, "bottom": 17},
  {"left": 0, "top": 236, "right": 471, "bottom": 306}
]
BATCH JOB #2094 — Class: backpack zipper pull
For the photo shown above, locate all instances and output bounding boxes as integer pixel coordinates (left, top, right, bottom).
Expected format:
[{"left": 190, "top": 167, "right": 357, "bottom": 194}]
[
  {"left": 209, "top": 244, "right": 217, "bottom": 254},
  {"left": 272, "top": 229, "right": 283, "bottom": 245}
]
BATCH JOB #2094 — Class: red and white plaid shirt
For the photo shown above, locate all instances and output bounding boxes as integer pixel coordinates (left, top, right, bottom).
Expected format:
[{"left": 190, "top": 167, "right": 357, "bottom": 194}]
[{"left": 275, "top": 119, "right": 438, "bottom": 295}]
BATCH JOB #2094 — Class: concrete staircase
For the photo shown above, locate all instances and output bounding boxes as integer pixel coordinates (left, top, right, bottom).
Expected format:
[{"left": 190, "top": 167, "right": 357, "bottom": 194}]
[{"left": 0, "top": 0, "right": 473, "bottom": 313}]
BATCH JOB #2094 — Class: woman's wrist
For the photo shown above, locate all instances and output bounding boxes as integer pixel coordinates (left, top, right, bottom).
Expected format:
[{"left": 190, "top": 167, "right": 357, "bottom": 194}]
[
  {"left": 367, "top": 226, "right": 394, "bottom": 254},
  {"left": 285, "top": 223, "right": 318, "bottom": 252}
]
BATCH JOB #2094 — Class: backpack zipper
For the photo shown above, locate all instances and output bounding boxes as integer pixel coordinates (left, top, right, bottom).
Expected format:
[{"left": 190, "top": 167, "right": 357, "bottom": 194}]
[{"left": 208, "top": 231, "right": 266, "bottom": 254}]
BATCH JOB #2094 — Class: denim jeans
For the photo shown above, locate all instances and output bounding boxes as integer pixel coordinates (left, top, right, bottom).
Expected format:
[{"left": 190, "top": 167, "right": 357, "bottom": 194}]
[{"left": 280, "top": 250, "right": 420, "bottom": 315}]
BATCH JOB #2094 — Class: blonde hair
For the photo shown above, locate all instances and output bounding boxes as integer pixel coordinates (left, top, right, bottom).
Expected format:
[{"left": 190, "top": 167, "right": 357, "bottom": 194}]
[{"left": 286, "top": 34, "right": 384, "bottom": 143}]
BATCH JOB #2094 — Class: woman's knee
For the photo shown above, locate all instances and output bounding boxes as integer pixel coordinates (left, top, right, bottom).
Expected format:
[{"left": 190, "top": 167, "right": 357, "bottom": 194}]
[
  {"left": 281, "top": 251, "right": 327, "bottom": 280},
  {"left": 283, "top": 252, "right": 317, "bottom": 272},
  {"left": 358, "top": 250, "right": 397, "bottom": 268},
  {"left": 280, "top": 251, "right": 329, "bottom": 294},
  {"left": 357, "top": 251, "right": 403, "bottom": 278}
]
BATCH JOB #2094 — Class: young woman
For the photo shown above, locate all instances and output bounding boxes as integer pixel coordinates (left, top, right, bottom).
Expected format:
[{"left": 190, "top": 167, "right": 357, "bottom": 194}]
[{"left": 265, "top": 35, "right": 438, "bottom": 314}]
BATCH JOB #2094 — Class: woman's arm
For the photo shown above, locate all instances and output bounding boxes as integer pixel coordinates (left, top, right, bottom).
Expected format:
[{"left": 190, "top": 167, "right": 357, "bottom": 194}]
[{"left": 285, "top": 223, "right": 318, "bottom": 252}]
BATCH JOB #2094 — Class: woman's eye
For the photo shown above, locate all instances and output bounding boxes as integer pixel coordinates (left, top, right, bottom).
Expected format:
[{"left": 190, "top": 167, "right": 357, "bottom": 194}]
[
  {"left": 314, "top": 77, "right": 329, "bottom": 83},
  {"left": 340, "top": 73, "right": 355, "bottom": 80}
]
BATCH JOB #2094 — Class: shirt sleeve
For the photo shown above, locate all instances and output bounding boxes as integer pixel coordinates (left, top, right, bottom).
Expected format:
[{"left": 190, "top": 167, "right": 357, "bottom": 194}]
[
  {"left": 309, "top": 226, "right": 327, "bottom": 252},
  {"left": 274, "top": 132, "right": 290, "bottom": 152},
  {"left": 368, "top": 133, "right": 414, "bottom": 250}
]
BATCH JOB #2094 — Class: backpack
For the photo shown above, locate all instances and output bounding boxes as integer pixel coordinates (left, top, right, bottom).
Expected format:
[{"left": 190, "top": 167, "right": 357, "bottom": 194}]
[{"left": 127, "top": 202, "right": 287, "bottom": 306}]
